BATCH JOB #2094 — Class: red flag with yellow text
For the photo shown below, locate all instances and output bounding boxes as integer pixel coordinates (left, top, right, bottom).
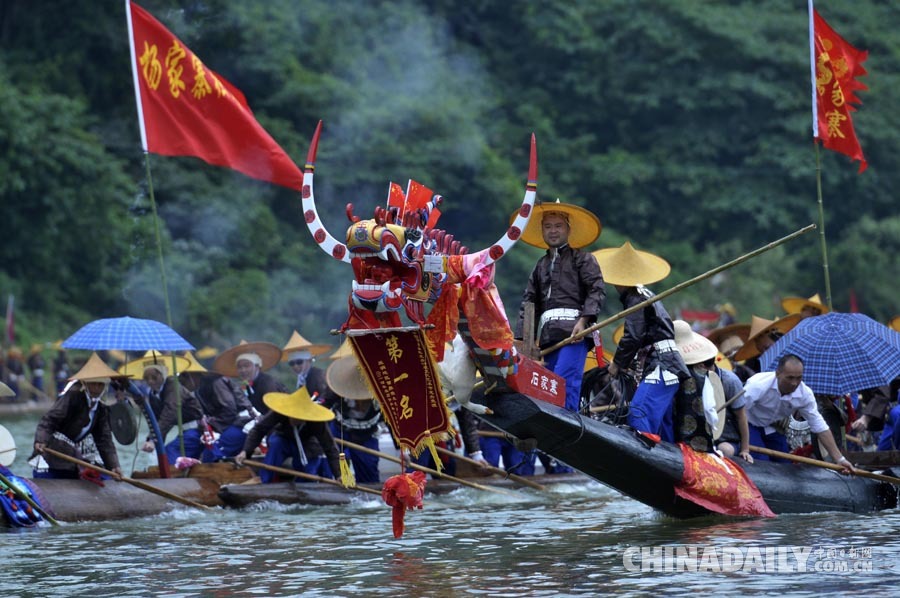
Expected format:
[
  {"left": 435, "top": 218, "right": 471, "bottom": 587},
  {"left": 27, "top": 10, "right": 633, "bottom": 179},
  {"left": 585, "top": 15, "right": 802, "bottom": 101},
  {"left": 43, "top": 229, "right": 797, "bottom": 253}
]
[
  {"left": 812, "top": 8, "right": 868, "bottom": 173},
  {"left": 126, "top": 1, "right": 303, "bottom": 189}
]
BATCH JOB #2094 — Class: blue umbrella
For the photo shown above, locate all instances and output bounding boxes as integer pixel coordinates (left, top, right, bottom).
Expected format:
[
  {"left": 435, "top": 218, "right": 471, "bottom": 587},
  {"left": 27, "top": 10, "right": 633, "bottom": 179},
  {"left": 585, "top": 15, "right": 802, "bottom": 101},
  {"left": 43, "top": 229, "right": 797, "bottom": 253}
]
[
  {"left": 759, "top": 312, "right": 900, "bottom": 395},
  {"left": 62, "top": 316, "right": 195, "bottom": 352}
]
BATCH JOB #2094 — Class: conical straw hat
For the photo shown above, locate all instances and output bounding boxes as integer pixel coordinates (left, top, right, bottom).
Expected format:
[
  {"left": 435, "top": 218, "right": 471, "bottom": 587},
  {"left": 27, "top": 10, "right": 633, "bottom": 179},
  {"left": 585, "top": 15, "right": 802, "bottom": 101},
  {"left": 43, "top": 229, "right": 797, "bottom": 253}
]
[
  {"left": 181, "top": 352, "right": 208, "bottom": 373},
  {"left": 733, "top": 314, "right": 802, "bottom": 362},
  {"left": 264, "top": 386, "right": 335, "bottom": 422},
  {"left": 673, "top": 320, "right": 718, "bottom": 365},
  {"left": 0, "top": 381, "right": 14, "bottom": 398},
  {"left": 512, "top": 199, "right": 602, "bottom": 249},
  {"left": 70, "top": 352, "right": 124, "bottom": 382},
  {"left": 196, "top": 346, "right": 219, "bottom": 359},
  {"left": 118, "top": 351, "right": 191, "bottom": 379},
  {"left": 612, "top": 323, "right": 625, "bottom": 346},
  {"left": 890, "top": 316, "right": 900, "bottom": 333},
  {"left": 328, "top": 338, "right": 356, "bottom": 360},
  {"left": 281, "top": 330, "right": 332, "bottom": 361},
  {"left": 706, "top": 323, "right": 751, "bottom": 349},
  {"left": 591, "top": 242, "right": 670, "bottom": 287},
  {"left": 781, "top": 293, "right": 830, "bottom": 315},
  {"left": 326, "top": 356, "right": 372, "bottom": 400},
  {"left": 213, "top": 341, "right": 282, "bottom": 377}
]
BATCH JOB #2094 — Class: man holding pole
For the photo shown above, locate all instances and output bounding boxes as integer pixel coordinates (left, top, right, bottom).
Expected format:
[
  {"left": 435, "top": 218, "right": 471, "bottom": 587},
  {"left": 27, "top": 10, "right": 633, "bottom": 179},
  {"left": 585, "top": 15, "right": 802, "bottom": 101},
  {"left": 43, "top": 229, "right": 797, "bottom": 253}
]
[
  {"left": 514, "top": 200, "right": 605, "bottom": 413},
  {"left": 592, "top": 242, "right": 689, "bottom": 443}
]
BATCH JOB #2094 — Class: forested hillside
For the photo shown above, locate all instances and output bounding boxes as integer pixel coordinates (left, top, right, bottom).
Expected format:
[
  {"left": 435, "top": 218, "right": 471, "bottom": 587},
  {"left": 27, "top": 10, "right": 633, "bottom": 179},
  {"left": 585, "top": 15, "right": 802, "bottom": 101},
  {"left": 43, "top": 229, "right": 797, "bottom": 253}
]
[{"left": 1, "top": 0, "right": 896, "bottom": 349}]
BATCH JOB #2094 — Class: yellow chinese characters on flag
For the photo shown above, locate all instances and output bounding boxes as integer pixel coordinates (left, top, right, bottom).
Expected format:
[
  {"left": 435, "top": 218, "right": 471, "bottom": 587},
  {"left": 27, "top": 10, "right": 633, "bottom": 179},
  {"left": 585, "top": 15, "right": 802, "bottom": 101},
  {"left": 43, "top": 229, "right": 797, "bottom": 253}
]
[
  {"left": 813, "top": 8, "right": 868, "bottom": 173},
  {"left": 349, "top": 328, "right": 452, "bottom": 456},
  {"left": 126, "top": 1, "right": 303, "bottom": 189}
]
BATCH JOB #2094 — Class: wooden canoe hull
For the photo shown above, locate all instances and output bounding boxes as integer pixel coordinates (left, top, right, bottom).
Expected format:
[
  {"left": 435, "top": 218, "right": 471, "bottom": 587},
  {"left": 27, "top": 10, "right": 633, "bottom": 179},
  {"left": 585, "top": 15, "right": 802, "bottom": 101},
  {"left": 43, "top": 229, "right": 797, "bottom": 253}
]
[{"left": 475, "top": 388, "right": 899, "bottom": 518}]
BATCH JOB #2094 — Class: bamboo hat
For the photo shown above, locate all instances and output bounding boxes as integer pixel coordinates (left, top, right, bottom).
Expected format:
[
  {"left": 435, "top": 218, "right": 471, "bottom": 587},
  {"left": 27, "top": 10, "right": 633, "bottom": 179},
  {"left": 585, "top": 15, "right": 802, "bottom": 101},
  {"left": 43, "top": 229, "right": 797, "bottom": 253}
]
[
  {"left": 715, "top": 352, "right": 733, "bottom": 371},
  {"left": 326, "top": 356, "right": 373, "bottom": 400},
  {"left": 612, "top": 323, "right": 625, "bottom": 346},
  {"left": 213, "top": 341, "right": 282, "bottom": 377},
  {"left": 591, "top": 242, "right": 671, "bottom": 287},
  {"left": 781, "top": 293, "right": 830, "bottom": 316},
  {"left": 673, "top": 320, "right": 719, "bottom": 365},
  {"left": 583, "top": 348, "right": 615, "bottom": 372},
  {"left": 888, "top": 316, "right": 900, "bottom": 333},
  {"left": 118, "top": 351, "right": 190, "bottom": 379},
  {"left": 70, "top": 352, "right": 126, "bottom": 383},
  {"left": 733, "top": 314, "right": 802, "bottom": 362},
  {"left": 706, "top": 323, "right": 751, "bottom": 349},
  {"left": 181, "top": 352, "right": 208, "bottom": 373},
  {"left": 196, "top": 346, "right": 219, "bottom": 359},
  {"left": 281, "top": 330, "right": 332, "bottom": 361},
  {"left": 264, "top": 386, "right": 335, "bottom": 422},
  {"left": 512, "top": 199, "right": 602, "bottom": 249},
  {"left": 328, "top": 338, "right": 355, "bottom": 360},
  {"left": 0, "top": 381, "right": 14, "bottom": 398}
]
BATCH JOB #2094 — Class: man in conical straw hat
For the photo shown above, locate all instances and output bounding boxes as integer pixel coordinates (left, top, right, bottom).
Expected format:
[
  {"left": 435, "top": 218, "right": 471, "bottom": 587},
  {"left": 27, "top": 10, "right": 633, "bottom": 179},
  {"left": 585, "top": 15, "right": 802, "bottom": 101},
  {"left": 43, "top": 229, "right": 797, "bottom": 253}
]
[
  {"left": 672, "top": 321, "right": 752, "bottom": 463},
  {"left": 593, "top": 241, "right": 688, "bottom": 442},
  {"left": 235, "top": 386, "right": 341, "bottom": 484},
  {"left": 31, "top": 353, "right": 123, "bottom": 479},
  {"left": 281, "top": 330, "right": 334, "bottom": 477},
  {"left": 781, "top": 293, "right": 829, "bottom": 320},
  {"left": 731, "top": 314, "right": 802, "bottom": 374},
  {"left": 514, "top": 199, "right": 605, "bottom": 416},
  {"left": 214, "top": 341, "right": 286, "bottom": 415},
  {"left": 325, "top": 355, "right": 383, "bottom": 483},
  {"left": 177, "top": 352, "right": 258, "bottom": 462}
]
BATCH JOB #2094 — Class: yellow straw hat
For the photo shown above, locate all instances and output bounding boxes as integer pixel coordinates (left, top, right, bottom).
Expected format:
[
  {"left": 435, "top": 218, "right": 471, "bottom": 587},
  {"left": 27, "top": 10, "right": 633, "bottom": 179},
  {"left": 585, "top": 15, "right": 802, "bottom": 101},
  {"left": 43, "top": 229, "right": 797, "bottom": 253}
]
[
  {"left": 511, "top": 199, "right": 602, "bottom": 249},
  {"left": 706, "top": 323, "right": 751, "bottom": 349},
  {"left": 612, "top": 323, "right": 625, "bottom": 346},
  {"left": 118, "top": 351, "right": 191, "bottom": 379},
  {"left": 673, "top": 320, "right": 719, "bottom": 365},
  {"left": 890, "top": 316, "right": 900, "bottom": 333},
  {"left": 591, "top": 242, "right": 671, "bottom": 287},
  {"left": 781, "top": 293, "right": 830, "bottom": 316},
  {"left": 0, "top": 381, "right": 14, "bottom": 398},
  {"left": 733, "top": 314, "right": 802, "bottom": 362},
  {"left": 715, "top": 352, "right": 733, "bottom": 371},
  {"left": 181, "top": 352, "right": 208, "bottom": 373},
  {"left": 583, "top": 348, "right": 615, "bottom": 372},
  {"left": 328, "top": 338, "right": 356, "bottom": 360},
  {"left": 214, "top": 341, "right": 283, "bottom": 377},
  {"left": 196, "top": 346, "right": 219, "bottom": 359},
  {"left": 70, "top": 352, "right": 125, "bottom": 382},
  {"left": 326, "top": 356, "right": 373, "bottom": 400},
  {"left": 264, "top": 386, "right": 335, "bottom": 422},
  {"left": 281, "top": 330, "right": 332, "bottom": 361}
]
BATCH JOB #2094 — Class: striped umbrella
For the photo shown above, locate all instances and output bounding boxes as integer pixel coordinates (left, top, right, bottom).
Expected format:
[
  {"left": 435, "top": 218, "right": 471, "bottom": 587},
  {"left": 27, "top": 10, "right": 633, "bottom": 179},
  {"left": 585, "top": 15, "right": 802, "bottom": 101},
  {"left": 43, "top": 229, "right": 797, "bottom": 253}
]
[
  {"left": 760, "top": 312, "right": 900, "bottom": 395},
  {"left": 62, "top": 316, "right": 195, "bottom": 352}
]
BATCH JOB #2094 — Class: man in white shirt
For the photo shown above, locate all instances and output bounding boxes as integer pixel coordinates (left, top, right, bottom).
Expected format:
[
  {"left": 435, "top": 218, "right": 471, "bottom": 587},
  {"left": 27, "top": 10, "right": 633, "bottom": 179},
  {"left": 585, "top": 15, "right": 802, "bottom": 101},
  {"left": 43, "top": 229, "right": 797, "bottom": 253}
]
[{"left": 743, "top": 354, "right": 854, "bottom": 472}]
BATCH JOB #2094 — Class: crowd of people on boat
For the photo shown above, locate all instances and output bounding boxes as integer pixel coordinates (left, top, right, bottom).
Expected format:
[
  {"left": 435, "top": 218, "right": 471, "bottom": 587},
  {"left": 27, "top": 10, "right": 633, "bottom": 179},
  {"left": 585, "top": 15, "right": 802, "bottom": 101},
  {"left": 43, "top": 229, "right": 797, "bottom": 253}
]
[{"left": 9, "top": 200, "right": 900, "bottom": 486}]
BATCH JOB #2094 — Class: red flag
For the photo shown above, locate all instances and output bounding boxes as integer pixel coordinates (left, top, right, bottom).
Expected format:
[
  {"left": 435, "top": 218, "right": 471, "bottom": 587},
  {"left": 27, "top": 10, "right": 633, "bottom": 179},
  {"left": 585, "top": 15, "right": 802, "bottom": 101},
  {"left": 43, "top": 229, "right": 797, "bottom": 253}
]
[
  {"left": 126, "top": 1, "right": 303, "bottom": 189},
  {"left": 811, "top": 6, "right": 868, "bottom": 172}
]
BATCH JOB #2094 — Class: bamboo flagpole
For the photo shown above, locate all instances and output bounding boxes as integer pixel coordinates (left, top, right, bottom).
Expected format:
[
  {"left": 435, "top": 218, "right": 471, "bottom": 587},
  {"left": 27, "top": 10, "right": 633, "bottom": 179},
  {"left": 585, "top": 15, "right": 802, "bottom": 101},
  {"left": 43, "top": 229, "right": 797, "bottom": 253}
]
[
  {"left": 809, "top": 0, "right": 833, "bottom": 310},
  {"left": 540, "top": 224, "right": 817, "bottom": 356}
]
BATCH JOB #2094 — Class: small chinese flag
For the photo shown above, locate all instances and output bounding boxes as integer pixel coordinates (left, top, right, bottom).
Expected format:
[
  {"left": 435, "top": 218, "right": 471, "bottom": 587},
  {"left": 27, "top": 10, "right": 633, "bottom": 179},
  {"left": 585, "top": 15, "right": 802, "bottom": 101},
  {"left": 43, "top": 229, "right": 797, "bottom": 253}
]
[
  {"left": 810, "top": 5, "right": 868, "bottom": 173},
  {"left": 126, "top": 1, "right": 303, "bottom": 190}
]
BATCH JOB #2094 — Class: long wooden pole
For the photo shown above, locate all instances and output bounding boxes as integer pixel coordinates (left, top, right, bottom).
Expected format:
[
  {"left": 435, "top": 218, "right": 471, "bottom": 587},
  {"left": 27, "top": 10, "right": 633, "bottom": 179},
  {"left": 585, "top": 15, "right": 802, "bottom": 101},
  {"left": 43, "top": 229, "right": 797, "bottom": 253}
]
[
  {"left": 433, "top": 445, "right": 546, "bottom": 491},
  {"left": 749, "top": 445, "right": 900, "bottom": 485},
  {"left": 41, "top": 447, "right": 211, "bottom": 510},
  {"left": 540, "top": 224, "right": 817, "bottom": 356},
  {"left": 335, "top": 438, "right": 513, "bottom": 496},
  {"left": 0, "top": 470, "right": 60, "bottom": 525},
  {"left": 813, "top": 143, "right": 834, "bottom": 310},
  {"left": 240, "top": 459, "right": 381, "bottom": 497}
]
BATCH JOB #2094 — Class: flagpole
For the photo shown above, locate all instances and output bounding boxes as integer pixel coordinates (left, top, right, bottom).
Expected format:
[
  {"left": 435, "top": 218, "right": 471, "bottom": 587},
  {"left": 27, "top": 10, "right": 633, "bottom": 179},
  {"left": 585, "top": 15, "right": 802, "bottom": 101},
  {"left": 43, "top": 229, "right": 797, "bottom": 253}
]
[{"left": 813, "top": 142, "right": 833, "bottom": 311}]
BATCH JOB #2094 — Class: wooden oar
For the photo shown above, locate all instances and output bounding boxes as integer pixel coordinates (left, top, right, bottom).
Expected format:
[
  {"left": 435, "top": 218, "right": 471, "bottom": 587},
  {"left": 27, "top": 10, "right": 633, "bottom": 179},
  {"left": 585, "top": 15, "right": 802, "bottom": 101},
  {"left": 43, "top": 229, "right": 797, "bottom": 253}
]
[
  {"left": 0, "top": 470, "right": 60, "bottom": 526},
  {"left": 41, "top": 447, "right": 211, "bottom": 510},
  {"left": 749, "top": 445, "right": 900, "bottom": 485},
  {"left": 433, "top": 445, "right": 546, "bottom": 491},
  {"left": 335, "top": 438, "right": 514, "bottom": 496},
  {"left": 477, "top": 429, "right": 508, "bottom": 439},
  {"left": 240, "top": 459, "right": 381, "bottom": 497}
]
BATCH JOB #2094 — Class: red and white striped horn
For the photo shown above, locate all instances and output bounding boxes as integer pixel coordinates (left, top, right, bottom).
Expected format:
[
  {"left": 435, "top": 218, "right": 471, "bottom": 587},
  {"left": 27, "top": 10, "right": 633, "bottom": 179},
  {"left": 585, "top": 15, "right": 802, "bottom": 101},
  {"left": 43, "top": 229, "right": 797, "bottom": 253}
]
[
  {"left": 301, "top": 121, "right": 350, "bottom": 263},
  {"left": 480, "top": 133, "right": 538, "bottom": 266}
]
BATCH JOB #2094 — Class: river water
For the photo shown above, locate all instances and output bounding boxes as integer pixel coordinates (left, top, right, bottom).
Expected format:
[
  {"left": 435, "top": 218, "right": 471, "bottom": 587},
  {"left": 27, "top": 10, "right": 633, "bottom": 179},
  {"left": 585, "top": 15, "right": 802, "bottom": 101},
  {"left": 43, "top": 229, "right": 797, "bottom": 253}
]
[{"left": 3, "top": 412, "right": 899, "bottom": 596}]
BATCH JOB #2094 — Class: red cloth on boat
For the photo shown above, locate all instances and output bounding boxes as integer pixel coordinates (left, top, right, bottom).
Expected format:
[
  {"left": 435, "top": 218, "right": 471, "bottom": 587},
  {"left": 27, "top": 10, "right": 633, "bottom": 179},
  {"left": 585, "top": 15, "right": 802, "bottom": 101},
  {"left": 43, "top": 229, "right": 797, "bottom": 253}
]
[
  {"left": 382, "top": 471, "right": 427, "bottom": 538},
  {"left": 673, "top": 443, "right": 775, "bottom": 518}
]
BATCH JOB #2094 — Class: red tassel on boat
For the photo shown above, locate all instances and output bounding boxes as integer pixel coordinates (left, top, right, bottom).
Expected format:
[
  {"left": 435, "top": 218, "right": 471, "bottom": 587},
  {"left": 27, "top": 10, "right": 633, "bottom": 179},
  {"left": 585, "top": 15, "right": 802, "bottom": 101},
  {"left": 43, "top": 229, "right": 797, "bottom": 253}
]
[{"left": 382, "top": 471, "right": 427, "bottom": 538}]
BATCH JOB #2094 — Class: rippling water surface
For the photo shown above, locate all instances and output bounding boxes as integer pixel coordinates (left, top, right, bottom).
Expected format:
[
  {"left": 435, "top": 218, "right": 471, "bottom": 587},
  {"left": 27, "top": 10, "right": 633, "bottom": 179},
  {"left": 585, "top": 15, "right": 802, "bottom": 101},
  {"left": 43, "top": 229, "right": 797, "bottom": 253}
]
[{"left": 3, "top": 413, "right": 899, "bottom": 596}]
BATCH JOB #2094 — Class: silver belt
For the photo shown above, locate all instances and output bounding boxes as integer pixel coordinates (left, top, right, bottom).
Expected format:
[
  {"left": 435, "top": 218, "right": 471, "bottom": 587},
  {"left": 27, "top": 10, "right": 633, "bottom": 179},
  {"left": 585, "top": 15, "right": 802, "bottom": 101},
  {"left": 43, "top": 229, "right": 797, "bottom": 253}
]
[
  {"left": 181, "top": 420, "right": 202, "bottom": 431},
  {"left": 52, "top": 431, "right": 77, "bottom": 448},
  {"left": 653, "top": 339, "right": 678, "bottom": 354},
  {"left": 537, "top": 308, "right": 581, "bottom": 338},
  {"left": 237, "top": 410, "right": 251, "bottom": 418}
]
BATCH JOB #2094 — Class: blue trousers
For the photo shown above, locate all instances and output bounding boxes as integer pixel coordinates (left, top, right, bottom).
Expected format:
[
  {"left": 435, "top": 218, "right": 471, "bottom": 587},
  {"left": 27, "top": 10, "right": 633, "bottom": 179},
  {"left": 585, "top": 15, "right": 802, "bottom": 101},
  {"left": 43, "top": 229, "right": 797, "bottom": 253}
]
[
  {"left": 341, "top": 437, "right": 380, "bottom": 484},
  {"left": 544, "top": 341, "right": 590, "bottom": 412},
  {"left": 202, "top": 425, "right": 248, "bottom": 462},
  {"left": 748, "top": 425, "right": 790, "bottom": 461},
  {"left": 166, "top": 428, "right": 204, "bottom": 464},
  {"left": 878, "top": 405, "right": 900, "bottom": 451},
  {"left": 261, "top": 432, "right": 333, "bottom": 483},
  {"left": 480, "top": 436, "right": 535, "bottom": 476},
  {"left": 628, "top": 377, "right": 678, "bottom": 443}
]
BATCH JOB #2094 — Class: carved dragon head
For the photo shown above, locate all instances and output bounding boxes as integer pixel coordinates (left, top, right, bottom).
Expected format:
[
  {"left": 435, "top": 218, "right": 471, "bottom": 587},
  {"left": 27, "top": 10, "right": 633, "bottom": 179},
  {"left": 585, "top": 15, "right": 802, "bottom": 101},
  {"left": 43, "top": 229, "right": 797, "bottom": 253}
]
[{"left": 300, "top": 121, "right": 538, "bottom": 327}]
